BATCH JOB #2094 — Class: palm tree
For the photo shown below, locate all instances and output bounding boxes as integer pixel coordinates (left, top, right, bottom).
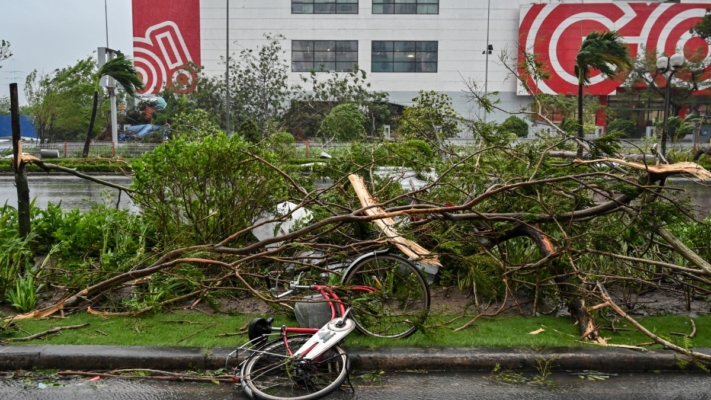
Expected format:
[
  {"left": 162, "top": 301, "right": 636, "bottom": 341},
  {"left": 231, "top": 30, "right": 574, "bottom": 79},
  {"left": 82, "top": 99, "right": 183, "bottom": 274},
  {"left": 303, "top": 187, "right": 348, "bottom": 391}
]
[
  {"left": 82, "top": 55, "right": 143, "bottom": 158},
  {"left": 575, "top": 31, "right": 632, "bottom": 156}
]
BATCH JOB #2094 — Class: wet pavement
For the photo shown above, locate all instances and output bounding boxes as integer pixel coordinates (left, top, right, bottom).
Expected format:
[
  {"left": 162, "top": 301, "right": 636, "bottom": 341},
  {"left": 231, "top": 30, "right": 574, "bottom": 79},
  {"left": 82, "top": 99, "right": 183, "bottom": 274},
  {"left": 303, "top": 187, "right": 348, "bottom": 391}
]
[
  {"left": 0, "top": 175, "right": 135, "bottom": 212},
  {"left": 2, "top": 371, "right": 711, "bottom": 400}
]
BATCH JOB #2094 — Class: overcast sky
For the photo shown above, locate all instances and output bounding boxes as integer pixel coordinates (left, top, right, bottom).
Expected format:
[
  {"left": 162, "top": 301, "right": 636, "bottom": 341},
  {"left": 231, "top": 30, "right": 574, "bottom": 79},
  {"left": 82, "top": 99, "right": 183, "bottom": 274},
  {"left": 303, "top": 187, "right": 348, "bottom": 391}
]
[{"left": 0, "top": 0, "right": 133, "bottom": 104}]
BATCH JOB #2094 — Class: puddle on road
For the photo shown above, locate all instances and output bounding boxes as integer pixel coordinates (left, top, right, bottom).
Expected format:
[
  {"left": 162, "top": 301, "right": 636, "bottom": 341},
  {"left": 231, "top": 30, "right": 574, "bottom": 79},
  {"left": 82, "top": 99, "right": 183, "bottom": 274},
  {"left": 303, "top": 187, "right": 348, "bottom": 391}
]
[{"left": 0, "top": 378, "right": 239, "bottom": 400}]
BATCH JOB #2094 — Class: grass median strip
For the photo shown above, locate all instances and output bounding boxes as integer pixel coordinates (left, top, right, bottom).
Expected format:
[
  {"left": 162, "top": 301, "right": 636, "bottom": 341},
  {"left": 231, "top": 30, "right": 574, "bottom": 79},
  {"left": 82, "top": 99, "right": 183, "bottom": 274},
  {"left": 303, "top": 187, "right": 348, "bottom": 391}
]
[{"left": 5, "top": 312, "right": 710, "bottom": 349}]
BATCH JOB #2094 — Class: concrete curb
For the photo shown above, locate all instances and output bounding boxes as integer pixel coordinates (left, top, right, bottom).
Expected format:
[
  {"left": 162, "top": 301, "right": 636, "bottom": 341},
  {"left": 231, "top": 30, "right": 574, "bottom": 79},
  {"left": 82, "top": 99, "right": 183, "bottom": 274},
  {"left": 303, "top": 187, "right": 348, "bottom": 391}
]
[{"left": 1, "top": 345, "right": 709, "bottom": 372}]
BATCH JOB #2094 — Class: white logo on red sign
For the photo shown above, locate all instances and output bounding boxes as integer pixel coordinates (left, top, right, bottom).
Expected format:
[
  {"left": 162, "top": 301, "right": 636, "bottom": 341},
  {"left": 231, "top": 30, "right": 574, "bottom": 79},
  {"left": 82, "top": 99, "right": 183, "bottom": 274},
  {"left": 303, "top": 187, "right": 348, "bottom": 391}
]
[
  {"left": 133, "top": 21, "right": 197, "bottom": 94},
  {"left": 518, "top": 3, "right": 710, "bottom": 96}
]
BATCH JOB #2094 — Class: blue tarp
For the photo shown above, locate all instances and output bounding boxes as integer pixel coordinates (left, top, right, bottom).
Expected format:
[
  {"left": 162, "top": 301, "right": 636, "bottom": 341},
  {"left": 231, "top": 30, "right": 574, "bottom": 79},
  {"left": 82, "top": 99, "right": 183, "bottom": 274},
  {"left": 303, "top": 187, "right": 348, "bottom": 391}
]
[
  {"left": 0, "top": 115, "right": 39, "bottom": 139},
  {"left": 126, "top": 124, "right": 165, "bottom": 137}
]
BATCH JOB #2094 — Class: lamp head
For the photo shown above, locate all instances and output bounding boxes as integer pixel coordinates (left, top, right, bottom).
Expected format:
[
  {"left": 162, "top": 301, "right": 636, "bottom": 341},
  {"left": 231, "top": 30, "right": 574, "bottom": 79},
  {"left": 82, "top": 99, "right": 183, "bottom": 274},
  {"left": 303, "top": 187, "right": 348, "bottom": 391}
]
[
  {"left": 670, "top": 53, "right": 685, "bottom": 69},
  {"left": 656, "top": 56, "right": 669, "bottom": 71}
]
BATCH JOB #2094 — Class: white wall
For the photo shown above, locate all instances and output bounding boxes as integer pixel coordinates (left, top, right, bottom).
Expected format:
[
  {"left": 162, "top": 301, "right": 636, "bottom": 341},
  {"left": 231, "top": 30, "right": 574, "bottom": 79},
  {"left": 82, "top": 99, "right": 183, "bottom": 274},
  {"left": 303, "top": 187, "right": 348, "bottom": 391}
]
[
  {"left": 197, "top": 0, "right": 673, "bottom": 120},
  {"left": 198, "top": 0, "right": 538, "bottom": 118}
]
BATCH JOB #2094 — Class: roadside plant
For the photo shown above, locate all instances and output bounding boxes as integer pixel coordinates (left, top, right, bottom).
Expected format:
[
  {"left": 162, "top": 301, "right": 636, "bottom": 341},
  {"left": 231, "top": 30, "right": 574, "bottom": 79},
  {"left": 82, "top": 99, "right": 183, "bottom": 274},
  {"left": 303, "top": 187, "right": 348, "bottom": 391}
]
[
  {"left": 5, "top": 274, "right": 42, "bottom": 313},
  {"left": 498, "top": 115, "right": 529, "bottom": 138},
  {"left": 82, "top": 55, "right": 143, "bottom": 157},
  {"left": 319, "top": 103, "right": 366, "bottom": 142},
  {"left": 574, "top": 30, "right": 632, "bottom": 155},
  {"left": 132, "top": 133, "right": 289, "bottom": 246},
  {"left": 398, "top": 90, "right": 462, "bottom": 146}
]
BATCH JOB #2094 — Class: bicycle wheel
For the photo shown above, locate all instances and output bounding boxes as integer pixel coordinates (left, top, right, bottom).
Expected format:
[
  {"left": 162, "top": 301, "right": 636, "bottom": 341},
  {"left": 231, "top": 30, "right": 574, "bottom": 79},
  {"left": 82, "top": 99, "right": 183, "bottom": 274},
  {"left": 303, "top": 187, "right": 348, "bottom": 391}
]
[
  {"left": 241, "top": 335, "right": 349, "bottom": 400},
  {"left": 342, "top": 253, "right": 430, "bottom": 339}
]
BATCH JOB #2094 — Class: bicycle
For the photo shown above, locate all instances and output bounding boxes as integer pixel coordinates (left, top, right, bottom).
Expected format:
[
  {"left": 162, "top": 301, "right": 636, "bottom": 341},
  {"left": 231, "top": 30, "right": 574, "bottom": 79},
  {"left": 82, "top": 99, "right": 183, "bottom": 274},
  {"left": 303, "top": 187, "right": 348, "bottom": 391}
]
[{"left": 230, "top": 249, "right": 431, "bottom": 399}]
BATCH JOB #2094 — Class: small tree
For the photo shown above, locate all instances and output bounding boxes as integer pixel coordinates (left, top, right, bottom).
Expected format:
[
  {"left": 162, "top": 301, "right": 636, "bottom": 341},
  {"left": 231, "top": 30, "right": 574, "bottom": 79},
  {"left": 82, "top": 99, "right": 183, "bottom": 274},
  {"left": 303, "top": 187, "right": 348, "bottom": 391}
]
[
  {"left": 238, "top": 120, "right": 262, "bottom": 144},
  {"left": 82, "top": 56, "right": 143, "bottom": 157},
  {"left": 606, "top": 119, "right": 637, "bottom": 137},
  {"left": 286, "top": 66, "right": 391, "bottom": 138},
  {"left": 319, "top": 103, "right": 366, "bottom": 142},
  {"left": 0, "top": 39, "right": 11, "bottom": 67},
  {"left": 398, "top": 90, "right": 462, "bottom": 144},
  {"left": 575, "top": 31, "right": 632, "bottom": 155},
  {"left": 227, "top": 34, "right": 296, "bottom": 136},
  {"left": 498, "top": 116, "right": 529, "bottom": 138},
  {"left": 24, "top": 58, "right": 96, "bottom": 142}
]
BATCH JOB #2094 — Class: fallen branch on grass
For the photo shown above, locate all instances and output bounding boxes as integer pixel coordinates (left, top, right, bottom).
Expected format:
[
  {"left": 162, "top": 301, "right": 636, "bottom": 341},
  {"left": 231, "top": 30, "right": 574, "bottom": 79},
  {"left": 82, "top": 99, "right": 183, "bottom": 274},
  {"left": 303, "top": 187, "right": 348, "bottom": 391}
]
[
  {"left": 2, "top": 323, "right": 89, "bottom": 342},
  {"left": 597, "top": 283, "right": 711, "bottom": 363},
  {"left": 670, "top": 319, "right": 697, "bottom": 339}
]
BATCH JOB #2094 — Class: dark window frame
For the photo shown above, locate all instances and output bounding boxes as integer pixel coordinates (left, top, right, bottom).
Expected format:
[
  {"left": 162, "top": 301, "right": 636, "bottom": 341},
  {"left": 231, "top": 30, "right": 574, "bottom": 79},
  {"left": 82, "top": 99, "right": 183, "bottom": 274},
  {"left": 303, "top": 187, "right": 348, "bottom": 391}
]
[
  {"left": 371, "top": 41, "right": 438, "bottom": 73},
  {"left": 372, "top": 0, "right": 439, "bottom": 15},
  {"left": 292, "top": 0, "right": 359, "bottom": 14},
  {"left": 292, "top": 40, "right": 359, "bottom": 72}
]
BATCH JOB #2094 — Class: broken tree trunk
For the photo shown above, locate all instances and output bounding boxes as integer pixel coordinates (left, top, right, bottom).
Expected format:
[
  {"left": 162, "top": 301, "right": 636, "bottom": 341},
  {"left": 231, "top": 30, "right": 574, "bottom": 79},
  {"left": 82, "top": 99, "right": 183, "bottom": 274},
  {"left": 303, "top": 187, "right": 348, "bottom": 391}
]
[
  {"left": 10, "top": 83, "right": 30, "bottom": 240},
  {"left": 348, "top": 174, "right": 441, "bottom": 268},
  {"left": 516, "top": 224, "right": 598, "bottom": 339}
]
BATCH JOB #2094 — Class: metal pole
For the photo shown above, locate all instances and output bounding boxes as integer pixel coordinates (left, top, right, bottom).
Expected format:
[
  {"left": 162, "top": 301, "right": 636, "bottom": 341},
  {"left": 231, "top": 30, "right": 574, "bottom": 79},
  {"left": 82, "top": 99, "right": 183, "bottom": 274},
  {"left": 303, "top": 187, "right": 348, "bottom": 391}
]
[
  {"left": 104, "top": 0, "right": 110, "bottom": 47},
  {"left": 226, "top": 0, "right": 231, "bottom": 135},
  {"left": 484, "top": 0, "right": 491, "bottom": 97},
  {"left": 661, "top": 71, "right": 673, "bottom": 158},
  {"left": 483, "top": 0, "right": 491, "bottom": 123}
]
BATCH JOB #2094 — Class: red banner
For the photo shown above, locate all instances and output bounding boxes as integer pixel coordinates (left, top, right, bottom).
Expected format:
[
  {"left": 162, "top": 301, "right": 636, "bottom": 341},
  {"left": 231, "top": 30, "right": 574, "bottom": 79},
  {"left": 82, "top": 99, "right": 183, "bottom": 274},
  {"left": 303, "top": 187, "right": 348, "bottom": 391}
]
[
  {"left": 132, "top": 0, "right": 201, "bottom": 94},
  {"left": 518, "top": 3, "right": 710, "bottom": 96}
]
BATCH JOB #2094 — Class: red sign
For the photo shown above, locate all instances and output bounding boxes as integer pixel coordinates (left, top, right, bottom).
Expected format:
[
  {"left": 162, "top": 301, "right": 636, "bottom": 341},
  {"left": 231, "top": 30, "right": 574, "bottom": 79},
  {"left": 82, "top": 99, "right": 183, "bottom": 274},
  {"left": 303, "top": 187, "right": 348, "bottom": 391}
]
[
  {"left": 518, "top": 3, "right": 711, "bottom": 96},
  {"left": 132, "top": 0, "right": 201, "bottom": 94}
]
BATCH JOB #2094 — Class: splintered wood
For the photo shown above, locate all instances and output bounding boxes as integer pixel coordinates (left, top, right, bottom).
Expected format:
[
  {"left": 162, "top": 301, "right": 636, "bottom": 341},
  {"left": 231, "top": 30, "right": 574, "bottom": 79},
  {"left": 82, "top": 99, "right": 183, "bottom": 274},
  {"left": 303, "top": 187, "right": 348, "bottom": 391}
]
[
  {"left": 575, "top": 158, "right": 711, "bottom": 181},
  {"left": 348, "top": 174, "right": 441, "bottom": 267}
]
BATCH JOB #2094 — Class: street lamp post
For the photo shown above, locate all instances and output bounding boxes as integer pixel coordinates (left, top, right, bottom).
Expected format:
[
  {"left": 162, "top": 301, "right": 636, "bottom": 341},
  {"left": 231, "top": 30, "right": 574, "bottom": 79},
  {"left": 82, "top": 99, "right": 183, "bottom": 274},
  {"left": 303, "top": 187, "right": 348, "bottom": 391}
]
[{"left": 656, "top": 53, "right": 684, "bottom": 158}]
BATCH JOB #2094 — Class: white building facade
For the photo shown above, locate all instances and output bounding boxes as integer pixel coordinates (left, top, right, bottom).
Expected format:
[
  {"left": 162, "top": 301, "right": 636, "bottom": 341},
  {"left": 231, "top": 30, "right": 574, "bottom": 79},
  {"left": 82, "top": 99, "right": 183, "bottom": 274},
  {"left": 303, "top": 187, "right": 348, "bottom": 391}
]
[{"left": 132, "top": 0, "right": 711, "bottom": 130}]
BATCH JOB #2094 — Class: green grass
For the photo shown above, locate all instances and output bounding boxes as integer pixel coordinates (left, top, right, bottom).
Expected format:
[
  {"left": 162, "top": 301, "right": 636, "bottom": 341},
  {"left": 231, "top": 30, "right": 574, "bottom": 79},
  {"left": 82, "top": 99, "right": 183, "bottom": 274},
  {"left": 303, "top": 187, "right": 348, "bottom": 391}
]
[{"left": 6, "top": 312, "right": 710, "bottom": 350}]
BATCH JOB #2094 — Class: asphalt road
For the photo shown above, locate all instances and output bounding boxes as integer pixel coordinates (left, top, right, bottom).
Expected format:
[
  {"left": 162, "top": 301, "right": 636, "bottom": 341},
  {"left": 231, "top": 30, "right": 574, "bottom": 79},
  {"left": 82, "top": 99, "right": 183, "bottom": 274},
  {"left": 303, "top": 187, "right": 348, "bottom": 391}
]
[{"left": 2, "top": 371, "right": 710, "bottom": 400}]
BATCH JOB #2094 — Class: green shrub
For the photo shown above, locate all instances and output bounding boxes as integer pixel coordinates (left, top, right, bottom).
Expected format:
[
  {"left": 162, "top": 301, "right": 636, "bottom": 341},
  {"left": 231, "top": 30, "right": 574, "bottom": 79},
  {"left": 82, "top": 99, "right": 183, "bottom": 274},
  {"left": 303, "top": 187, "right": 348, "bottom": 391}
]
[
  {"left": 268, "top": 131, "right": 296, "bottom": 160},
  {"left": 498, "top": 116, "right": 529, "bottom": 138},
  {"left": 238, "top": 119, "right": 262, "bottom": 144},
  {"left": 606, "top": 119, "right": 637, "bottom": 137},
  {"left": 319, "top": 103, "right": 366, "bottom": 142},
  {"left": 132, "top": 133, "right": 288, "bottom": 247}
]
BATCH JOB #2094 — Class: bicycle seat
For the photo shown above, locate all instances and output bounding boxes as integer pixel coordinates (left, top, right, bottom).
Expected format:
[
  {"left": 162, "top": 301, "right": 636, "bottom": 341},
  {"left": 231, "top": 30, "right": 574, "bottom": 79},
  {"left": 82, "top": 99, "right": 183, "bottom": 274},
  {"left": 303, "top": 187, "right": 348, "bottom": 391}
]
[{"left": 248, "top": 317, "right": 274, "bottom": 342}]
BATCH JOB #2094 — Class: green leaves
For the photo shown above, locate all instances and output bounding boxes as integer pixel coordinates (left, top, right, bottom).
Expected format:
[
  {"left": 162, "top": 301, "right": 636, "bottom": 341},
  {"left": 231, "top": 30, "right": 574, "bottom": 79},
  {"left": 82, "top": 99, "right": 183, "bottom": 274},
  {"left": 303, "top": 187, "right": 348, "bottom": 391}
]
[
  {"left": 5, "top": 274, "right": 40, "bottom": 313},
  {"left": 0, "top": 39, "right": 10, "bottom": 67},
  {"left": 319, "top": 103, "right": 366, "bottom": 142},
  {"left": 575, "top": 31, "right": 633, "bottom": 85},
  {"left": 95, "top": 55, "right": 143, "bottom": 96},
  {"left": 398, "top": 90, "right": 462, "bottom": 144},
  {"left": 132, "top": 133, "right": 289, "bottom": 246}
]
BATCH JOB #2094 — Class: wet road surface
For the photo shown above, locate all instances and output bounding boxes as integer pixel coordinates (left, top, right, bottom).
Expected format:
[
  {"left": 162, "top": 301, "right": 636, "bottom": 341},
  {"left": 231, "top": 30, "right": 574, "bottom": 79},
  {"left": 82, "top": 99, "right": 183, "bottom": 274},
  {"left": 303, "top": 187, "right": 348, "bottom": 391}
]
[
  {"left": 0, "top": 175, "right": 135, "bottom": 212},
  {"left": 2, "top": 371, "right": 710, "bottom": 399}
]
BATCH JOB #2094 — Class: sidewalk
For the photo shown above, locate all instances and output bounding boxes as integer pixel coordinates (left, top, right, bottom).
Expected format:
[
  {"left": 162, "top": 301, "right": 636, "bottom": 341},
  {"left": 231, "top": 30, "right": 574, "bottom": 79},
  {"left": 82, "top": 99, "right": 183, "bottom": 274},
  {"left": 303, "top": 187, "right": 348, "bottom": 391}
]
[{"left": 1, "top": 345, "right": 709, "bottom": 372}]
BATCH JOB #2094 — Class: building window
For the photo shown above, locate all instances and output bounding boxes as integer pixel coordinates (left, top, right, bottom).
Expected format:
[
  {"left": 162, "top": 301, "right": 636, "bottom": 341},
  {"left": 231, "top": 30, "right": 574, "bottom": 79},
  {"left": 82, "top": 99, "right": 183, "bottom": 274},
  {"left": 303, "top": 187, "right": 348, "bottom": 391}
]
[
  {"left": 292, "top": 0, "right": 358, "bottom": 14},
  {"left": 373, "top": 0, "right": 438, "bottom": 14},
  {"left": 292, "top": 40, "right": 359, "bottom": 72},
  {"left": 371, "top": 41, "right": 438, "bottom": 73}
]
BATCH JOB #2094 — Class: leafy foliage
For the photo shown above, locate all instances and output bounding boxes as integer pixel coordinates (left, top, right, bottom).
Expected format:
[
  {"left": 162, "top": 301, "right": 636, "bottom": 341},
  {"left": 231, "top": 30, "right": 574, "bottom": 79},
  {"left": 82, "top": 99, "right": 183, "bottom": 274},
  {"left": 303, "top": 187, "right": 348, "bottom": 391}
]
[
  {"left": 132, "top": 133, "right": 289, "bottom": 246},
  {"left": 5, "top": 274, "right": 41, "bottom": 313},
  {"left": 397, "top": 90, "right": 462, "bottom": 144},
  {"left": 575, "top": 31, "right": 632, "bottom": 148},
  {"left": 227, "top": 34, "right": 295, "bottom": 135},
  {"left": 498, "top": 116, "right": 529, "bottom": 138},
  {"left": 24, "top": 58, "right": 96, "bottom": 142},
  {"left": 0, "top": 39, "right": 10, "bottom": 67},
  {"left": 319, "top": 103, "right": 366, "bottom": 142},
  {"left": 285, "top": 65, "right": 392, "bottom": 138},
  {"left": 690, "top": 10, "right": 711, "bottom": 43},
  {"left": 170, "top": 109, "right": 223, "bottom": 141},
  {"left": 606, "top": 119, "right": 636, "bottom": 136},
  {"left": 238, "top": 119, "right": 262, "bottom": 144}
]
